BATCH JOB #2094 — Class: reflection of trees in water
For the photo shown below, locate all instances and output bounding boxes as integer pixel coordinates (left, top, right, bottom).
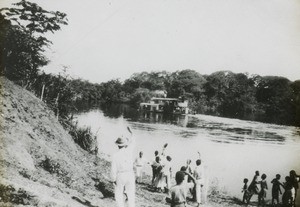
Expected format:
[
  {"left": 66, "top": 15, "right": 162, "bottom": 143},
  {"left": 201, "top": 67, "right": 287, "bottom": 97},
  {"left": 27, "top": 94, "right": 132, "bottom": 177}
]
[
  {"left": 101, "top": 103, "right": 139, "bottom": 119},
  {"left": 139, "top": 112, "right": 189, "bottom": 127},
  {"left": 78, "top": 102, "right": 190, "bottom": 127},
  {"left": 74, "top": 103, "right": 289, "bottom": 144},
  {"left": 72, "top": 102, "right": 98, "bottom": 113}
]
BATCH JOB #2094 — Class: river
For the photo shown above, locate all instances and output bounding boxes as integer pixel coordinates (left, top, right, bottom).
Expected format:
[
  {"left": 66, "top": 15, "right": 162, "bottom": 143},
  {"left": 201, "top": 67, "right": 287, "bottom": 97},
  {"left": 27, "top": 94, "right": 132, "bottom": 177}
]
[{"left": 75, "top": 103, "right": 300, "bottom": 203}]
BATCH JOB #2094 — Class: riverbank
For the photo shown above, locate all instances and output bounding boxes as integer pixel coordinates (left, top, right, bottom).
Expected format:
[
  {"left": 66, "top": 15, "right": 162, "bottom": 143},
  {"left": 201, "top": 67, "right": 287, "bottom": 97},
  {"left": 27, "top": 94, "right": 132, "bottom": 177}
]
[{"left": 0, "top": 76, "right": 260, "bottom": 206}]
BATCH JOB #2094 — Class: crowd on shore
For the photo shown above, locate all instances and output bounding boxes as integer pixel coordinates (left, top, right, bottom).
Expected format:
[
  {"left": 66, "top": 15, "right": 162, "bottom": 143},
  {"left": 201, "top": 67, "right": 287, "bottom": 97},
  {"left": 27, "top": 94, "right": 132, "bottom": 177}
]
[
  {"left": 110, "top": 127, "right": 299, "bottom": 207},
  {"left": 134, "top": 144, "right": 208, "bottom": 207},
  {"left": 242, "top": 170, "right": 300, "bottom": 207},
  {"left": 110, "top": 127, "right": 208, "bottom": 207}
]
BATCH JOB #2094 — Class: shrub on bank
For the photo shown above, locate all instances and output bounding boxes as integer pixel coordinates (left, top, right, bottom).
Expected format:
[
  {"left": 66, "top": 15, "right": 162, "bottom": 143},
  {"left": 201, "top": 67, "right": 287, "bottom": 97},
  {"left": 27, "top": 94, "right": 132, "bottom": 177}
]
[{"left": 68, "top": 121, "right": 98, "bottom": 154}]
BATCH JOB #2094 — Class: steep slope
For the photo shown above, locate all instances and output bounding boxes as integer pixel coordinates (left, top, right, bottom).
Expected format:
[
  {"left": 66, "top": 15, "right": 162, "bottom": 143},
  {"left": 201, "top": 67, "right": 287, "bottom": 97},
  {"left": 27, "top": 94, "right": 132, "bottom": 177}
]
[{"left": 0, "top": 77, "right": 114, "bottom": 206}]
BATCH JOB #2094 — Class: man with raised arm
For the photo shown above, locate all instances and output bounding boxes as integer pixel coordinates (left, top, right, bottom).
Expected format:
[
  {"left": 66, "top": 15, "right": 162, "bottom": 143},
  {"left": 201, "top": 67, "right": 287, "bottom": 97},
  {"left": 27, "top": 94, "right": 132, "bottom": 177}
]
[{"left": 111, "top": 127, "right": 136, "bottom": 207}]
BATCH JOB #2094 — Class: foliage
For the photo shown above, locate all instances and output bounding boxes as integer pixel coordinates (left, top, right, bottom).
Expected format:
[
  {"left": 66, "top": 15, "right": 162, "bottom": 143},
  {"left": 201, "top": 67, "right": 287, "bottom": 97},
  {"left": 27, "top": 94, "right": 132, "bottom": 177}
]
[
  {"left": 69, "top": 78, "right": 103, "bottom": 103},
  {"left": 290, "top": 80, "right": 300, "bottom": 126},
  {"left": 255, "top": 76, "right": 294, "bottom": 124},
  {"left": 33, "top": 70, "right": 75, "bottom": 118},
  {"left": 68, "top": 121, "right": 98, "bottom": 154},
  {"left": 129, "top": 88, "right": 153, "bottom": 105},
  {"left": 100, "top": 79, "right": 124, "bottom": 103},
  {"left": 123, "top": 71, "right": 169, "bottom": 93},
  {"left": 204, "top": 71, "right": 257, "bottom": 119},
  {"left": 118, "top": 70, "right": 299, "bottom": 126},
  {"left": 1, "top": 2, "right": 299, "bottom": 126},
  {"left": 0, "top": 184, "right": 37, "bottom": 205},
  {"left": 168, "top": 69, "right": 206, "bottom": 99},
  {"left": 0, "top": 0, "right": 67, "bottom": 87}
]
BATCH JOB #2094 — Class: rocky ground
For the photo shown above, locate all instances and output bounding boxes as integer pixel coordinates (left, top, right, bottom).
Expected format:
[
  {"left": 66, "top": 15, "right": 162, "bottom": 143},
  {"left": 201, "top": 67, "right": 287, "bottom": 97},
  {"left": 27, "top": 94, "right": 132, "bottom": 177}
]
[{"left": 0, "top": 76, "right": 263, "bottom": 206}]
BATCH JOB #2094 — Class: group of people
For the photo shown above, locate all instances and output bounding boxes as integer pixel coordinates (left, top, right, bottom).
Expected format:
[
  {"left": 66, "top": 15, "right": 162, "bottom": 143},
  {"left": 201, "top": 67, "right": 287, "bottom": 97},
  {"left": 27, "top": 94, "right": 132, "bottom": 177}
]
[
  {"left": 167, "top": 156, "right": 208, "bottom": 207},
  {"left": 110, "top": 127, "right": 299, "bottom": 207},
  {"left": 134, "top": 143, "right": 208, "bottom": 207},
  {"left": 110, "top": 128, "right": 208, "bottom": 207},
  {"left": 242, "top": 170, "right": 300, "bottom": 206}
]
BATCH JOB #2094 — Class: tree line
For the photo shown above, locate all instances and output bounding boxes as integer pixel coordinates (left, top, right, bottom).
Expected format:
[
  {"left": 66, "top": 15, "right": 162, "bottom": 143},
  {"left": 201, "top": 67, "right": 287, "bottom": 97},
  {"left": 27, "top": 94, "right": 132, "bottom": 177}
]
[
  {"left": 1, "top": 1, "right": 299, "bottom": 127},
  {"left": 70, "top": 70, "right": 300, "bottom": 127}
]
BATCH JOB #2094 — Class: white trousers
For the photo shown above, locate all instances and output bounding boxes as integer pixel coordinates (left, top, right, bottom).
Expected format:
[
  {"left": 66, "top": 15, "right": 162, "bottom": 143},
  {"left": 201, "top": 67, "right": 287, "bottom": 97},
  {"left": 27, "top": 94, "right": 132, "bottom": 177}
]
[
  {"left": 135, "top": 166, "right": 143, "bottom": 179},
  {"left": 115, "top": 171, "right": 135, "bottom": 207},
  {"left": 201, "top": 178, "right": 208, "bottom": 203},
  {"left": 195, "top": 178, "right": 204, "bottom": 204}
]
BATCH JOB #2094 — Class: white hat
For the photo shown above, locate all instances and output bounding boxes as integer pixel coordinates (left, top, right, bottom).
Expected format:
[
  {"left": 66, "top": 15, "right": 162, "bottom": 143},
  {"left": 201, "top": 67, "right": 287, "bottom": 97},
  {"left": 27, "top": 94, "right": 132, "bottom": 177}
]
[{"left": 115, "top": 136, "right": 129, "bottom": 146}]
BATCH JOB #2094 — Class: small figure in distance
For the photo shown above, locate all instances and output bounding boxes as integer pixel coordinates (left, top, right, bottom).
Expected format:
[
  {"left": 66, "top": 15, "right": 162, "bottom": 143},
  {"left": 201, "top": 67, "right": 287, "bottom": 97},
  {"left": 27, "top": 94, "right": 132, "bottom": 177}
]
[
  {"left": 152, "top": 156, "right": 163, "bottom": 191},
  {"left": 166, "top": 171, "right": 196, "bottom": 207},
  {"left": 151, "top": 150, "right": 159, "bottom": 184},
  {"left": 185, "top": 159, "right": 194, "bottom": 198},
  {"left": 258, "top": 173, "right": 268, "bottom": 207},
  {"left": 186, "top": 159, "right": 193, "bottom": 175},
  {"left": 194, "top": 159, "right": 205, "bottom": 206},
  {"left": 282, "top": 176, "right": 294, "bottom": 206},
  {"left": 242, "top": 178, "right": 249, "bottom": 204},
  {"left": 247, "top": 170, "right": 260, "bottom": 204},
  {"left": 163, "top": 155, "right": 173, "bottom": 194},
  {"left": 289, "top": 170, "right": 300, "bottom": 206},
  {"left": 180, "top": 166, "right": 189, "bottom": 185},
  {"left": 155, "top": 143, "right": 169, "bottom": 193},
  {"left": 271, "top": 174, "right": 283, "bottom": 206},
  {"left": 134, "top": 151, "right": 149, "bottom": 184}
]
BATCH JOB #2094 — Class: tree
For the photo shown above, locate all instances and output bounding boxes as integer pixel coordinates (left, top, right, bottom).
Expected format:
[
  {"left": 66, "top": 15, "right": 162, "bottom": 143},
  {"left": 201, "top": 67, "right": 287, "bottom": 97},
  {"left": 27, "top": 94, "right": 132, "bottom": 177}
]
[
  {"left": 290, "top": 80, "right": 300, "bottom": 126},
  {"left": 100, "top": 79, "right": 124, "bottom": 103},
  {"left": 34, "top": 70, "right": 75, "bottom": 118},
  {"left": 203, "top": 71, "right": 257, "bottom": 119},
  {"left": 130, "top": 88, "right": 153, "bottom": 105},
  {"left": 123, "top": 71, "right": 171, "bottom": 93},
  {"left": 0, "top": 0, "right": 67, "bottom": 87},
  {"left": 169, "top": 69, "right": 206, "bottom": 99},
  {"left": 255, "top": 76, "right": 294, "bottom": 124}
]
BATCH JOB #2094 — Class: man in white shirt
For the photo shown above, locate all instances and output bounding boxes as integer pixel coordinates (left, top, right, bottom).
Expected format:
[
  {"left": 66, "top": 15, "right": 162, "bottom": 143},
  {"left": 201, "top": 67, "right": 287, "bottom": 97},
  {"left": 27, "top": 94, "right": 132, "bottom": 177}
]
[
  {"left": 134, "top": 151, "right": 149, "bottom": 183},
  {"left": 111, "top": 128, "right": 136, "bottom": 207},
  {"left": 162, "top": 156, "right": 172, "bottom": 194},
  {"left": 194, "top": 159, "right": 204, "bottom": 206}
]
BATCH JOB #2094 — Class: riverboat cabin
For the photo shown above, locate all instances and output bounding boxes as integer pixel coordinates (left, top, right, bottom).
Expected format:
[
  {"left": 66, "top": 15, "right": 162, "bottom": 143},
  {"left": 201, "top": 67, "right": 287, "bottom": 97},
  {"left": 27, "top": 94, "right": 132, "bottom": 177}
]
[{"left": 140, "top": 97, "right": 189, "bottom": 114}]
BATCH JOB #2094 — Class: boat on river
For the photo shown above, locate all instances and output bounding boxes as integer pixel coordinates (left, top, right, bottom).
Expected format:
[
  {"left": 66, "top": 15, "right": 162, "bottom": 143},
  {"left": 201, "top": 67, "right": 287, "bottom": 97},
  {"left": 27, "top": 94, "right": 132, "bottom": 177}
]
[{"left": 139, "top": 97, "right": 189, "bottom": 115}]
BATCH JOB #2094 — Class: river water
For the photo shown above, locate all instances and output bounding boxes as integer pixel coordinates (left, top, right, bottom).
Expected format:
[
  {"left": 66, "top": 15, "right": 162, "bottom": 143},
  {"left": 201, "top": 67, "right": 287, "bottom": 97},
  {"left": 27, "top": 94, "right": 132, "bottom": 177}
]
[{"left": 75, "top": 103, "right": 300, "bottom": 203}]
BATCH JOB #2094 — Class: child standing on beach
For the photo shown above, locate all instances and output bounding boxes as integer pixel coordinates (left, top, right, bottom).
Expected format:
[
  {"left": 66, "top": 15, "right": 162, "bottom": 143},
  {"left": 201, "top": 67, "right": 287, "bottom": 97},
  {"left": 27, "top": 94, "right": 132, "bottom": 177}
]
[
  {"left": 242, "top": 178, "right": 249, "bottom": 204},
  {"left": 247, "top": 170, "right": 260, "bottom": 203},
  {"left": 271, "top": 174, "right": 282, "bottom": 206},
  {"left": 290, "top": 170, "right": 300, "bottom": 205},
  {"left": 258, "top": 174, "right": 268, "bottom": 207},
  {"left": 151, "top": 150, "right": 159, "bottom": 184},
  {"left": 152, "top": 156, "right": 163, "bottom": 191},
  {"left": 282, "top": 176, "right": 294, "bottom": 206}
]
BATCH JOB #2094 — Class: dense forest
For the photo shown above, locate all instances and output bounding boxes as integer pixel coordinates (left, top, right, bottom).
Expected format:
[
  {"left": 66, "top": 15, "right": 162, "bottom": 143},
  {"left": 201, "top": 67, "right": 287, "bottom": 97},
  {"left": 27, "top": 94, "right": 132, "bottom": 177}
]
[
  {"left": 64, "top": 70, "right": 300, "bottom": 126},
  {"left": 1, "top": 1, "right": 300, "bottom": 127}
]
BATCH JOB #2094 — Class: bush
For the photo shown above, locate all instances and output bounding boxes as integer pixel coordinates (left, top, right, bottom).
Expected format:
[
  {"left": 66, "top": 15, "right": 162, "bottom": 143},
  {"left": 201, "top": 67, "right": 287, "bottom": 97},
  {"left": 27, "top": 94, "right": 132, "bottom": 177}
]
[
  {"left": 68, "top": 121, "right": 98, "bottom": 154},
  {"left": 0, "top": 184, "right": 37, "bottom": 205}
]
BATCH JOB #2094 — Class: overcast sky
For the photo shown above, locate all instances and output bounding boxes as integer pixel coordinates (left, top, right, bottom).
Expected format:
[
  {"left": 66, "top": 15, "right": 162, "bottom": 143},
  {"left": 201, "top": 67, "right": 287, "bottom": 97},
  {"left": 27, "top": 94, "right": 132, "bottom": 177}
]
[{"left": 2, "top": 0, "right": 300, "bottom": 83}]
